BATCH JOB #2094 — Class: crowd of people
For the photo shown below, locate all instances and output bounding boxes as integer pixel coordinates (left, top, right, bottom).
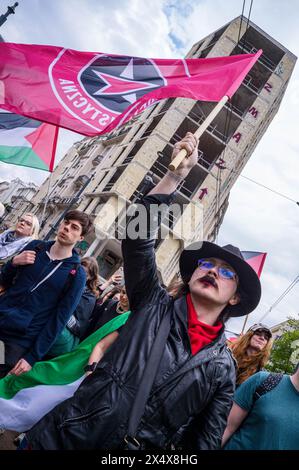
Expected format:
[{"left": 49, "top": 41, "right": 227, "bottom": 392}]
[{"left": 0, "top": 133, "right": 298, "bottom": 451}]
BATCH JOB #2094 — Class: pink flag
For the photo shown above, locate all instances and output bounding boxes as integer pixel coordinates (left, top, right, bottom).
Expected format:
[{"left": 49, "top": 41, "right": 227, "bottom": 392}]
[
  {"left": 242, "top": 251, "right": 267, "bottom": 278},
  {"left": 0, "top": 43, "right": 262, "bottom": 136}
]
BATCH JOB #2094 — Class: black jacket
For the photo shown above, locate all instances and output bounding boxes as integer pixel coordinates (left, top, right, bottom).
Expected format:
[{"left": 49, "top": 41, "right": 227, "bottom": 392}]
[
  {"left": 67, "top": 287, "right": 96, "bottom": 339},
  {"left": 83, "top": 298, "right": 119, "bottom": 338},
  {"left": 27, "top": 194, "right": 236, "bottom": 450}
]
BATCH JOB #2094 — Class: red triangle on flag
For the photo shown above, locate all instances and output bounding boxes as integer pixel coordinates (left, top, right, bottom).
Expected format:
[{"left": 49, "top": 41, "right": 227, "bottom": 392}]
[
  {"left": 228, "top": 336, "right": 238, "bottom": 342},
  {"left": 242, "top": 251, "right": 267, "bottom": 278},
  {"left": 25, "top": 123, "right": 58, "bottom": 172}
]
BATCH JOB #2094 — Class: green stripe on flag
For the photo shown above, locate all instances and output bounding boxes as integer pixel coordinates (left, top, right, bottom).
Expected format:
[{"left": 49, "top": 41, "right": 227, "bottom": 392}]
[
  {"left": 0, "top": 145, "right": 48, "bottom": 171},
  {"left": 0, "top": 311, "right": 131, "bottom": 400}
]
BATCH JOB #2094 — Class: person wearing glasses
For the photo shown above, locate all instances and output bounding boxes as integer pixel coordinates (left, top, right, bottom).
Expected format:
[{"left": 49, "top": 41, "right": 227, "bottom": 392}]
[
  {"left": 25, "top": 133, "right": 262, "bottom": 450},
  {"left": 228, "top": 323, "right": 273, "bottom": 386},
  {"left": 0, "top": 213, "right": 40, "bottom": 263}
]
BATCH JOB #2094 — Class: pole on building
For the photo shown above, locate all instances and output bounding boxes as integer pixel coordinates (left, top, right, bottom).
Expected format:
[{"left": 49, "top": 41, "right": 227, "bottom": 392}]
[
  {"left": 0, "top": 2, "right": 19, "bottom": 28},
  {"left": 40, "top": 173, "right": 53, "bottom": 227},
  {"left": 168, "top": 95, "right": 229, "bottom": 171}
]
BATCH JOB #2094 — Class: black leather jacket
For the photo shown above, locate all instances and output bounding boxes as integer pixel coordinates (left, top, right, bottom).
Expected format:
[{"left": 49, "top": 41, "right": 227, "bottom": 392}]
[
  {"left": 27, "top": 194, "right": 236, "bottom": 450},
  {"left": 67, "top": 287, "right": 96, "bottom": 339}
]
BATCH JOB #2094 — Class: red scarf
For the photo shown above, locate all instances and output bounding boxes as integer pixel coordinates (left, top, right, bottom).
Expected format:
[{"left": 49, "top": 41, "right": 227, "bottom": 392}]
[{"left": 186, "top": 293, "right": 223, "bottom": 355}]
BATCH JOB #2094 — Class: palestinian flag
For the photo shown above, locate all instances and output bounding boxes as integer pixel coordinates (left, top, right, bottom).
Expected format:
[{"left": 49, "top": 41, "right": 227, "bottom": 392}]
[
  {"left": 0, "top": 311, "right": 130, "bottom": 432},
  {"left": 242, "top": 251, "right": 267, "bottom": 278},
  {"left": 0, "top": 109, "right": 58, "bottom": 171}
]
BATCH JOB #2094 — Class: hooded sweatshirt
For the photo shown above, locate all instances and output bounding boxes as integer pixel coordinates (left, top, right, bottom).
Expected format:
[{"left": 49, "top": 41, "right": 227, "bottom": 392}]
[{"left": 0, "top": 240, "right": 86, "bottom": 365}]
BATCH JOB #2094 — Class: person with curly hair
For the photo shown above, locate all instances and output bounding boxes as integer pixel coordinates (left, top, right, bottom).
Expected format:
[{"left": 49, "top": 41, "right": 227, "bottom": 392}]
[{"left": 229, "top": 323, "right": 273, "bottom": 386}]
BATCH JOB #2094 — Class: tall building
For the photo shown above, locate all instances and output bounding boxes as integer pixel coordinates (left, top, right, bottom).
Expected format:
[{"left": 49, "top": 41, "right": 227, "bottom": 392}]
[
  {"left": 11, "top": 16, "right": 296, "bottom": 284},
  {"left": 0, "top": 177, "right": 38, "bottom": 206},
  {"left": 271, "top": 319, "right": 299, "bottom": 340},
  {"left": 0, "top": 178, "right": 38, "bottom": 228}
]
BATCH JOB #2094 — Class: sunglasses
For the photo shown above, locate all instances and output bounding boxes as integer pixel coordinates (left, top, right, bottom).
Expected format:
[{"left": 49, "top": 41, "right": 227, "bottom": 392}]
[
  {"left": 254, "top": 331, "right": 270, "bottom": 341},
  {"left": 197, "top": 259, "right": 238, "bottom": 281},
  {"left": 18, "top": 218, "right": 32, "bottom": 227}
]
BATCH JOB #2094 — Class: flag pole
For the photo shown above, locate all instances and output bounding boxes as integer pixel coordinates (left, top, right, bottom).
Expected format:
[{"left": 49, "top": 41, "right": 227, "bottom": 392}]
[
  {"left": 40, "top": 172, "right": 52, "bottom": 227},
  {"left": 240, "top": 313, "right": 249, "bottom": 335},
  {"left": 168, "top": 95, "right": 229, "bottom": 171}
]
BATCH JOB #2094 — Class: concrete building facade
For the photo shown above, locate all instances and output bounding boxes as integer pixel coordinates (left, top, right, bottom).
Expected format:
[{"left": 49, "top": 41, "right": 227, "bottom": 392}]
[
  {"left": 9, "top": 16, "right": 296, "bottom": 283},
  {"left": 271, "top": 318, "right": 299, "bottom": 340},
  {"left": 0, "top": 178, "right": 38, "bottom": 226},
  {"left": 0, "top": 177, "right": 35, "bottom": 205}
]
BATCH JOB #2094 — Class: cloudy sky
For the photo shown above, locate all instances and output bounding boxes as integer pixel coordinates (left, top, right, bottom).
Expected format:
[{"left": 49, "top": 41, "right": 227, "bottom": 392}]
[{"left": 0, "top": 0, "right": 298, "bottom": 333}]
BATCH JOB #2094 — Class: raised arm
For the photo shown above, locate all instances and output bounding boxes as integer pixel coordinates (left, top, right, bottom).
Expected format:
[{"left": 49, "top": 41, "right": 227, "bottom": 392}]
[
  {"left": 149, "top": 133, "right": 198, "bottom": 196},
  {"left": 122, "top": 193, "right": 173, "bottom": 310},
  {"left": 122, "top": 133, "right": 198, "bottom": 311}
]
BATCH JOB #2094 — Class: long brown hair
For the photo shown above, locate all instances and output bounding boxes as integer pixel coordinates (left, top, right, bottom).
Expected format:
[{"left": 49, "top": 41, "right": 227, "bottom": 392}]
[
  {"left": 81, "top": 257, "right": 99, "bottom": 296},
  {"left": 230, "top": 330, "right": 273, "bottom": 385}
]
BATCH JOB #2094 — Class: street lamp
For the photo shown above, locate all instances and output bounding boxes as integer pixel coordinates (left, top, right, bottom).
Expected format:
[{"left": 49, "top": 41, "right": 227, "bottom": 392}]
[{"left": 0, "top": 2, "right": 19, "bottom": 28}]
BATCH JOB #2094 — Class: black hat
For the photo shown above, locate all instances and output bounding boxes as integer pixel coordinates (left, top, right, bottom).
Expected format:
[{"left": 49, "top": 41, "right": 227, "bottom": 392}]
[
  {"left": 179, "top": 241, "right": 261, "bottom": 317},
  {"left": 248, "top": 323, "right": 272, "bottom": 339}
]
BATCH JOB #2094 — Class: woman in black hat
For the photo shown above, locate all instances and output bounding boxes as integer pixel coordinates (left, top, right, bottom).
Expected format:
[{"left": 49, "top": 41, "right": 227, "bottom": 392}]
[{"left": 25, "top": 133, "right": 262, "bottom": 450}]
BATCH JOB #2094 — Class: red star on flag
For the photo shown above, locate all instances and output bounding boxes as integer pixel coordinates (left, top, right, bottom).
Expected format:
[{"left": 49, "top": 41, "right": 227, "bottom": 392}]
[{"left": 92, "top": 71, "right": 156, "bottom": 103}]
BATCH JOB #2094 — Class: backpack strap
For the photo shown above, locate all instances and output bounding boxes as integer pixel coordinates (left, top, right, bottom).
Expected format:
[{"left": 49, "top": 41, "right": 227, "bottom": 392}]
[
  {"left": 253, "top": 372, "right": 284, "bottom": 405},
  {"left": 124, "top": 309, "right": 172, "bottom": 450},
  {"left": 33, "top": 242, "right": 80, "bottom": 301}
]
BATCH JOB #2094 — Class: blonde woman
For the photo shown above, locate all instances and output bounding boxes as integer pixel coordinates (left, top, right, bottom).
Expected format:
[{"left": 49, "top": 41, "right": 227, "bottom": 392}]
[
  {"left": 0, "top": 213, "right": 40, "bottom": 261},
  {"left": 229, "top": 323, "right": 273, "bottom": 386}
]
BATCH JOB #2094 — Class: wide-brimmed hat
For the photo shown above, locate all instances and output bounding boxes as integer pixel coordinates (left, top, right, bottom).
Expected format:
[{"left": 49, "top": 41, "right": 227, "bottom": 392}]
[
  {"left": 248, "top": 323, "right": 272, "bottom": 339},
  {"left": 179, "top": 241, "right": 261, "bottom": 317}
]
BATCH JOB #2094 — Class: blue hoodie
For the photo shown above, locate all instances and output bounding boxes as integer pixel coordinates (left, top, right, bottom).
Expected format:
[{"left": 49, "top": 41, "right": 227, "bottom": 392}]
[{"left": 0, "top": 240, "right": 86, "bottom": 365}]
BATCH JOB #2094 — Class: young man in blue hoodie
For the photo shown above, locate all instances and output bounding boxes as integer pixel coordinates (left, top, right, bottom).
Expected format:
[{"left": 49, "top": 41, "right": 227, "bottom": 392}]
[{"left": 0, "top": 210, "right": 93, "bottom": 378}]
